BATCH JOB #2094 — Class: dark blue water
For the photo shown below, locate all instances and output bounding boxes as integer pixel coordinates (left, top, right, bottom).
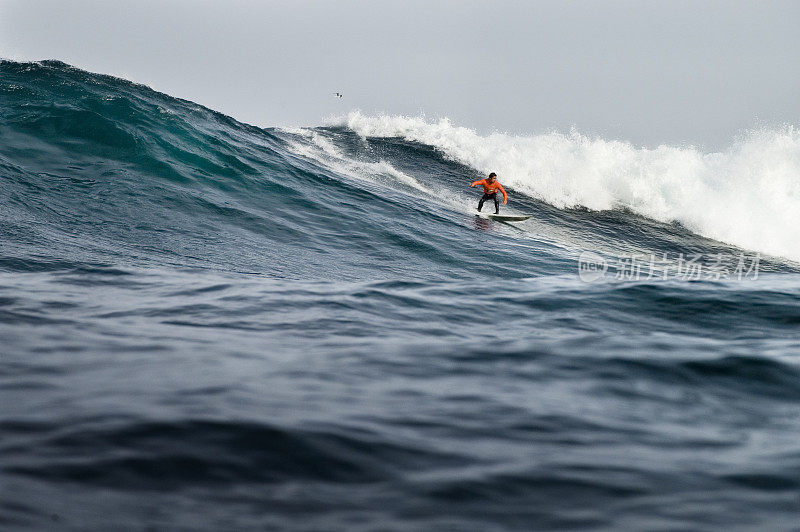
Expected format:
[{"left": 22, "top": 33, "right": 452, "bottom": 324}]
[{"left": 2, "top": 60, "right": 800, "bottom": 531}]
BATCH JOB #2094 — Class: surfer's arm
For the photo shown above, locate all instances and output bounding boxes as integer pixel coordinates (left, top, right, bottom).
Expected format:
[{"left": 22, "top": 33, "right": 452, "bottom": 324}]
[
  {"left": 498, "top": 183, "right": 508, "bottom": 204},
  {"left": 470, "top": 179, "right": 483, "bottom": 187}
]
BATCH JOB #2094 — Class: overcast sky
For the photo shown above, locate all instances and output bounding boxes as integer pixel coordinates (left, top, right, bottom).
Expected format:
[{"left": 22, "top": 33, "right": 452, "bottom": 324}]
[{"left": 1, "top": 0, "right": 798, "bottom": 148}]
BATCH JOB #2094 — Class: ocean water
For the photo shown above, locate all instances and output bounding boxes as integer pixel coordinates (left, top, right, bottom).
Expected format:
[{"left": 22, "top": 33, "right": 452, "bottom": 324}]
[{"left": 1, "top": 60, "right": 800, "bottom": 531}]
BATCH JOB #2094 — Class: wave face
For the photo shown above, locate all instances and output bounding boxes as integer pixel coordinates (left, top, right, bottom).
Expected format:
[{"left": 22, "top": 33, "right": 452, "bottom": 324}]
[{"left": 2, "top": 60, "right": 800, "bottom": 531}]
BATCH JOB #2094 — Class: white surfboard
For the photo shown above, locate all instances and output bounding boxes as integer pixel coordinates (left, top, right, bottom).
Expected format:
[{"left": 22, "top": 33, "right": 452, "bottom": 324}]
[{"left": 477, "top": 213, "right": 531, "bottom": 222}]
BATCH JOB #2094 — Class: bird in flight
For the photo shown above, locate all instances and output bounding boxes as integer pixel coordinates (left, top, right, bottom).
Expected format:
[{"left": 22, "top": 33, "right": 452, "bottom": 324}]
[{"left": 334, "top": 93, "right": 343, "bottom": 98}]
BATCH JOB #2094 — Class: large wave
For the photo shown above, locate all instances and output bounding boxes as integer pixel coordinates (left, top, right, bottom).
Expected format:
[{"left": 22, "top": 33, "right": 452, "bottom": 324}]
[
  {"left": 337, "top": 112, "right": 800, "bottom": 262},
  {"left": 1, "top": 59, "right": 796, "bottom": 282}
]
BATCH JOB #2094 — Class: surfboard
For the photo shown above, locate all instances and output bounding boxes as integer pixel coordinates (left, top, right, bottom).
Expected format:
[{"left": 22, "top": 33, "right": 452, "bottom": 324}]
[{"left": 477, "top": 213, "right": 531, "bottom": 222}]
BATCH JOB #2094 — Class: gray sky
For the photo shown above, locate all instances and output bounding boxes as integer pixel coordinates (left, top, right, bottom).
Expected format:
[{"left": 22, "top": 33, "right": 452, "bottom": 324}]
[{"left": 1, "top": 0, "right": 798, "bottom": 148}]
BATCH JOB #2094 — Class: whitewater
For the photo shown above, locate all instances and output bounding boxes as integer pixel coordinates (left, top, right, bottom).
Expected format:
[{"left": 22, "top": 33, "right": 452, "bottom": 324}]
[{"left": 2, "top": 60, "right": 800, "bottom": 531}]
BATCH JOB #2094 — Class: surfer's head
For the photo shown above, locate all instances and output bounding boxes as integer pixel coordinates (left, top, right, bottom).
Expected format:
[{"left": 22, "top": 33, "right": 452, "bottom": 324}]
[{"left": 488, "top": 172, "right": 497, "bottom": 182}]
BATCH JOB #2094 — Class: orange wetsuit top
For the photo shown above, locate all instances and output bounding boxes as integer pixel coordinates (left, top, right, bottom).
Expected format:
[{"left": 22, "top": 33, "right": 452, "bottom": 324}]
[{"left": 471, "top": 179, "right": 508, "bottom": 202}]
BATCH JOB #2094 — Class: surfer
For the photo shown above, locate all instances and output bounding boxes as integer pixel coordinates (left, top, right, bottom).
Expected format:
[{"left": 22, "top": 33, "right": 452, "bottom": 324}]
[{"left": 470, "top": 172, "right": 507, "bottom": 214}]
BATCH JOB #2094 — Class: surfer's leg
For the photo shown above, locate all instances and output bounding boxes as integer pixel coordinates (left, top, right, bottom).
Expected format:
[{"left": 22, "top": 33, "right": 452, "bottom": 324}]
[
  {"left": 492, "top": 194, "right": 499, "bottom": 214},
  {"left": 478, "top": 194, "right": 488, "bottom": 212}
]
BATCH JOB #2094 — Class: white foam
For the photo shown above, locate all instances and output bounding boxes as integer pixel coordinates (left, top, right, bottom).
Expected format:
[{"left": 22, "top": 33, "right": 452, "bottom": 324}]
[
  {"left": 283, "top": 129, "right": 433, "bottom": 196},
  {"left": 333, "top": 111, "right": 800, "bottom": 262}
]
